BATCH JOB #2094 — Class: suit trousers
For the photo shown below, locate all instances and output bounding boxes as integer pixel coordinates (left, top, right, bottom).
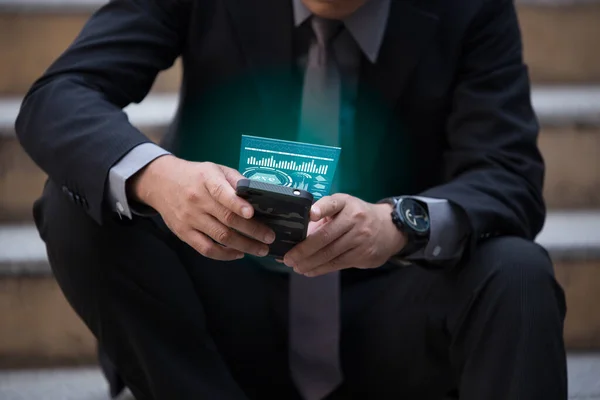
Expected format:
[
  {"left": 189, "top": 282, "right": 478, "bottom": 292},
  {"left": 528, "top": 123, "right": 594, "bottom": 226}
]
[{"left": 34, "top": 181, "right": 568, "bottom": 400}]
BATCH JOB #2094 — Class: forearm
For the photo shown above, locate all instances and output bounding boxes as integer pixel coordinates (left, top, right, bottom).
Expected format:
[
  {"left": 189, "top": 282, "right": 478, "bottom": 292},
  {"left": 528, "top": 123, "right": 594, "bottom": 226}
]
[
  {"left": 417, "top": 0, "right": 545, "bottom": 257},
  {"left": 403, "top": 197, "right": 471, "bottom": 268},
  {"left": 127, "top": 153, "right": 181, "bottom": 210},
  {"left": 16, "top": 79, "right": 151, "bottom": 224},
  {"left": 15, "top": 0, "right": 187, "bottom": 224},
  {"left": 106, "top": 143, "right": 172, "bottom": 218},
  {"left": 420, "top": 162, "right": 545, "bottom": 257}
]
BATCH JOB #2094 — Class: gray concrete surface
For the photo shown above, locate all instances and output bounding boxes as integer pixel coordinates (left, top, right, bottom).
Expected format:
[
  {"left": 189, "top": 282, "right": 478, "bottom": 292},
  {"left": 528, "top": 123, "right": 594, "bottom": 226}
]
[
  {"left": 0, "top": 353, "right": 598, "bottom": 399},
  {"left": 569, "top": 352, "right": 600, "bottom": 399},
  {"left": 536, "top": 210, "right": 600, "bottom": 261},
  {"left": 0, "top": 94, "right": 177, "bottom": 137},
  {"left": 3, "top": 86, "right": 600, "bottom": 137},
  {"left": 3, "top": 210, "right": 599, "bottom": 276},
  {"left": 1, "top": 0, "right": 598, "bottom": 12},
  {"left": 0, "top": 367, "right": 133, "bottom": 400}
]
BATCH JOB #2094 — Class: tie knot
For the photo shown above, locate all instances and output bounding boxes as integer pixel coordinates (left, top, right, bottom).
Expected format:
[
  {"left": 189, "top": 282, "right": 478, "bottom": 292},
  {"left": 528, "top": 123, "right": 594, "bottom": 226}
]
[{"left": 311, "top": 17, "right": 342, "bottom": 48}]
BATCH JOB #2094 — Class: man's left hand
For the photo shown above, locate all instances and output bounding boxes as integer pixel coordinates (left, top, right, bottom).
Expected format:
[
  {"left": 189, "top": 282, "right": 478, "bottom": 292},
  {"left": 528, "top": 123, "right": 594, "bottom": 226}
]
[{"left": 283, "top": 194, "right": 407, "bottom": 277}]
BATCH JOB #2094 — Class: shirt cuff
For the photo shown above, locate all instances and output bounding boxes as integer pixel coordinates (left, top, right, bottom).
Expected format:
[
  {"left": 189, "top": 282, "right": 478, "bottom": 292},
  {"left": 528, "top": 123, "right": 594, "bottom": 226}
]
[
  {"left": 107, "top": 143, "right": 171, "bottom": 219},
  {"left": 403, "top": 197, "right": 470, "bottom": 266}
]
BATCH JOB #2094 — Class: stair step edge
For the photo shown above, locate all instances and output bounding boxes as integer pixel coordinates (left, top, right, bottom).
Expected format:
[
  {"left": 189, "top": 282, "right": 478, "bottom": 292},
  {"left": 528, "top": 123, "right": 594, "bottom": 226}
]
[
  {"left": 0, "top": 0, "right": 104, "bottom": 13},
  {"left": 1, "top": 0, "right": 598, "bottom": 13},
  {"left": 1, "top": 210, "right": 599, "bottom": 276},
  {"left": 0, "top": 353, "right": 598, "bottom": 399},
  {"left": 2, "top": 86, "right": 600, "bottom": 137}
]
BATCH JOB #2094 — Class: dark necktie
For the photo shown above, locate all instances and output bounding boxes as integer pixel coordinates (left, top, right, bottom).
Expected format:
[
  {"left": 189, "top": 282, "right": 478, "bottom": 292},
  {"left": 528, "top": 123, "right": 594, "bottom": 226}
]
[{"left": 290, "top": 17, "right": 344, "bottom": 400}]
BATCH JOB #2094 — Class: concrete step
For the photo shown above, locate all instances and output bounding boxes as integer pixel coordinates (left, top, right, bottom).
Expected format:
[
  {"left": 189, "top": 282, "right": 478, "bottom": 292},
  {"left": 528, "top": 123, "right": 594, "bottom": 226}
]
[
  {"left": 1, "top": 1, "right": 600, "bottom": 96},
  {"left": 0, "top": 94, "right": 169, "bottom": 223},
  {"left": 0, "top": 6, "right": 181, "bottom": 97},
  {"left": 0, "top": 354, "right": 598, "bottom": 400},
  {"left": 0, "top": 367, "right": 135, "bottom": 400},
  {"left": 0, "top": 212, "right": 599, "bottom": 367},
  {"left": 1, "top": 85, "right": 599, "bottom": 222},
  {"left": 0, "top": 355, "right": 599, "bottom": 399}
]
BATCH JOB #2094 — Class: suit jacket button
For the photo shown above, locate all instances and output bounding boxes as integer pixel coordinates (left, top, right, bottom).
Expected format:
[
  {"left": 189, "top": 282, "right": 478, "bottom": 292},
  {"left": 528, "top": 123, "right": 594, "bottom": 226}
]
[{"left": 61, "top": 186, "right": 75, "bottom": 202}]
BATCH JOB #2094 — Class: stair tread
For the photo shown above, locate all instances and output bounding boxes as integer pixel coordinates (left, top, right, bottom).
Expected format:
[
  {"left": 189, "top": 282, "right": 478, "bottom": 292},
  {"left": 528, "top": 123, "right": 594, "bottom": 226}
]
[
  {"left": 1, "top": 210, "right": 599, "bottom": 275},
  {"left": 0, "top": 93, "right": 177, "bottom": 136},
  {"left": 533, "top": 85, "right": 600, "bottom": 126},
  {"left": 2, "top": 86, "right": 600, "bottom": 136},
  {"left": 0, "top": 354, "right": 598, "bottom": 399},
  {"left": 536, "top": 210, "right": 600, "bottom": 259},
  {"left": 0, "top": 367, "right": 133, "bottom": 400},
  {"left": 0, "top": 0, "right": 105, "bottom": 12},
  {"left": 1, "top": 0, "right": 598, "bottom": 10}
]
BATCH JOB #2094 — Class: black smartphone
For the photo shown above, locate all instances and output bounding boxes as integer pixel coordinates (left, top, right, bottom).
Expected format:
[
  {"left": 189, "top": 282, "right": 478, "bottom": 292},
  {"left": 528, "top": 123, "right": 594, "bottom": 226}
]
[{"left": 236, "top": 179, "right": 314, "bottom": 258}]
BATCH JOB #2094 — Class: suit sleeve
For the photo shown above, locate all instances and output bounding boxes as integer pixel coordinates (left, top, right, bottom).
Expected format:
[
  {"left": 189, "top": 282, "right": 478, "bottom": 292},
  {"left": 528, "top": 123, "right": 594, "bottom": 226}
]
[
  {"left": 107, "top": 142, "right": 171, "bottom": 219},
  {"left": 419, "top": 0, "right": 545, "bottom": 261},
  {"left": 15, "top": 0, "right": 189, "bottom": 224}
]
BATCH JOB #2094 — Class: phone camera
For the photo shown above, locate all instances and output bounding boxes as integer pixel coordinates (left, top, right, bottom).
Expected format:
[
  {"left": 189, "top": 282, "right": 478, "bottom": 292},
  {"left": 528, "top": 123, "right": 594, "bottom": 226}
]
[{"left": 293, "top": 190, "right": 301, "bottom": 196}]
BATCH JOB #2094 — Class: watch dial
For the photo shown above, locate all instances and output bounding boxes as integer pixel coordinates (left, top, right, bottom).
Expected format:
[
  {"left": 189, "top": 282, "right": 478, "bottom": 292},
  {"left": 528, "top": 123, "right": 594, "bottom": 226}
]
[{"left": 400, "top": 200, "right": 430, "bottom": 233}]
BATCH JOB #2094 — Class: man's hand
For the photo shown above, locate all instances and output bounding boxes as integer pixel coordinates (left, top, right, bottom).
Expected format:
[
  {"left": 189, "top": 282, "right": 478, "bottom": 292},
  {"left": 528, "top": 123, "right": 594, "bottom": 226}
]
[
  {"left": 129, "top": 155, "right": 275, "bottom": 260},
  {"left": 283, "top": 194, "right": 407, "bottom": 277}
]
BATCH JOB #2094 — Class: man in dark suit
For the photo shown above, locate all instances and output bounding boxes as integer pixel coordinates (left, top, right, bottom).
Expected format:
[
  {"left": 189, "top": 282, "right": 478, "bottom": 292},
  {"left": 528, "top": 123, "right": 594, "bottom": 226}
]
[{"left": 16, "top": 0, "right": 567, "bottom": 399}]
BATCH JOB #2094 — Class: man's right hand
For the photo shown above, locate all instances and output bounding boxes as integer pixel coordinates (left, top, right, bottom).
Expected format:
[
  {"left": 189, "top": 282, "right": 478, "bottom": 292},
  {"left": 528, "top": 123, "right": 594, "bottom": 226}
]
[{"left": 128, "top": 155, "right": 275, "bottom": 261}]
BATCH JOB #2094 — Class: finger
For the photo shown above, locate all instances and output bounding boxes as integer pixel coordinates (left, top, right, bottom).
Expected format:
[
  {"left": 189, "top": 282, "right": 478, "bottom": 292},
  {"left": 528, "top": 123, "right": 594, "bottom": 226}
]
[
  {"left": 283, "top": 216, "right": 353, "bottom": 267},
  {"left": 220, "top": 165, "right": 245, "bottom": 187},
  {"left": 293, "top": 231, "right": 356, "bottom": 274},
  {"left": 210, "top": 201, "right": 276, "bottom": 244},
  {"left": 301, "top": 249, "right": 357, "bottom": 277},
  {"left": 311, "top": 194, "right": 347, "bottom": 221},
  {"left": 185, "top": 229, "right": 245, "bottom": 261},
  {"left": 306, "top": 220, "right": 325, "bottom": 236},
  {"left": 204, "top": 175, "right": 254, "bottom": 219},
  {"left": 198, "top": 214, "right": 270, "bottom": 257}
]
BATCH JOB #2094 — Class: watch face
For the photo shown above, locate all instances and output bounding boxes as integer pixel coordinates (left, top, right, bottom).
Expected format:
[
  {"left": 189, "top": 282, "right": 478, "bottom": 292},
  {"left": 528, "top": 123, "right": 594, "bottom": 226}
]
[{"left": 399, "top": 199, "right": 430, "bottom": 234}]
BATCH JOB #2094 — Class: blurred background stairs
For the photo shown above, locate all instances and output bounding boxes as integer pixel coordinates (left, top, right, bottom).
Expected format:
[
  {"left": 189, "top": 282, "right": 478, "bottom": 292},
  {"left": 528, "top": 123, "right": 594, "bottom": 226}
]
[{"left": 1, "top": 0, "right": 599, "bottom": 398}]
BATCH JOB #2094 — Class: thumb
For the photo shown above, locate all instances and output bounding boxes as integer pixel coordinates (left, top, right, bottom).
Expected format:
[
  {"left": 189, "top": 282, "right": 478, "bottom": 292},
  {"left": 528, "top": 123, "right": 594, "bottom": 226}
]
[{"left": 310, "top": 195, "right": 346, "bottom": 222}]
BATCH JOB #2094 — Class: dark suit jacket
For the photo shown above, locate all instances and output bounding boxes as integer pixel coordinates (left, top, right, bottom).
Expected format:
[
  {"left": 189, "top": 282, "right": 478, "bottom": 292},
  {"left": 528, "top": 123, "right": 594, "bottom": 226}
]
[{"left": 15, "top": 0, "right": 545, "bottom": 259}]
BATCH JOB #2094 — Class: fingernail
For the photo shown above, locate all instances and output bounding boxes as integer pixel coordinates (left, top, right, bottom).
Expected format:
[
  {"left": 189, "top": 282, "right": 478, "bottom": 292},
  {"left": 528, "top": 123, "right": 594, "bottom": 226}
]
[
  {"left": 312, "top": 206, "right": 321, "bottom": 218},
  {"left": 264, "top": 231, "right": 276, "bottom": 244},
  {"left": 242, "top": 206, "right": 253, "bottom": 218},
  {"left": 259, "top": 247, "right": 269, "bottom": 257},
  {"left": 236, "top": 253, "right": 245, "bottom": 259}
]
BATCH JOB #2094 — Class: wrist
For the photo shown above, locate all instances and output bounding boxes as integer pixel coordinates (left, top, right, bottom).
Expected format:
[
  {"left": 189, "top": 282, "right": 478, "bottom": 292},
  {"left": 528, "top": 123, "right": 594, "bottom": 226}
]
[
  {"left": 128, "top": 154, "right": 177, "bottom": 209},
  {"left": 375, "top": 203, "right": 407, "bottom": 255}
]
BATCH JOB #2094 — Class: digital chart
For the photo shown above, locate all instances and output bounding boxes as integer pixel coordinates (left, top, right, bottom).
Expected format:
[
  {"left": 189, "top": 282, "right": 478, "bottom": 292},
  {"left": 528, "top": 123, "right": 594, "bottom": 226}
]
[{"left": 238, "top": 135, "right": 341, "bottom": 199}]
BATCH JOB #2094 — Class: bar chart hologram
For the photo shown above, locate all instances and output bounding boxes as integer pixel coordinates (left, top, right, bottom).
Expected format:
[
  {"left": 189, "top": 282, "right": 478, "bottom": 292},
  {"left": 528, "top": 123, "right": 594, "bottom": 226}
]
[
  {"left": 239, "top": 135, "right": 342, "bottom": 199},
  {"left": 292, "top": 180, "right": 310, "bottom": 191},
  {"left": 246, "top": 155, "right": 329, "bottom": 175}
]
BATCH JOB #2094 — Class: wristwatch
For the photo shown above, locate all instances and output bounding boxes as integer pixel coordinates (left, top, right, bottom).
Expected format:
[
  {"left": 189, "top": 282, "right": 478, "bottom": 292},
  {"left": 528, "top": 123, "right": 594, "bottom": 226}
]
[{"left": 380, "top": 196, "right": 431, "bottom": 257}]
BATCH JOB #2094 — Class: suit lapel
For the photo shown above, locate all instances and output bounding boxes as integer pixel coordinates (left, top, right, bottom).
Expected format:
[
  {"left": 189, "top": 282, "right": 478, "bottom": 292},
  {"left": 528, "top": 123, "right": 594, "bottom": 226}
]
[
  {"left": 223, "top": 0, "right": 298, "bottom": 139},
  {"left": 350, "top": 0, "right": 441, "bottom": 199},
  {"left": 360, "top": 0, "right": 441, "bottom": 106},
  {"left": 224, "top": 0, "right": 293, "bottom": 67}
]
